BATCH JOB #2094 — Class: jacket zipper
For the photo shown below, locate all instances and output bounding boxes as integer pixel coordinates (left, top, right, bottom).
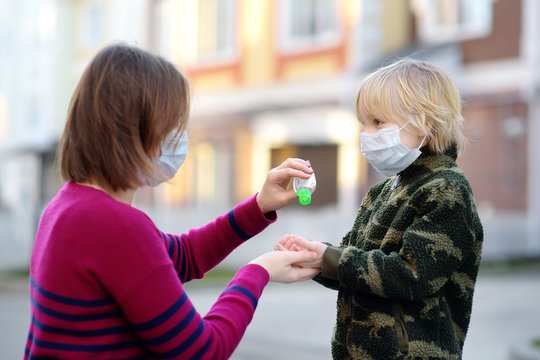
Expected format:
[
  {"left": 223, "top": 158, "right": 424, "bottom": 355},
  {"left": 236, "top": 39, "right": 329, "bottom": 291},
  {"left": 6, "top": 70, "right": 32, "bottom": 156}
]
[{"left": 393, "top": 302, "right": 409, "bottom": 354}]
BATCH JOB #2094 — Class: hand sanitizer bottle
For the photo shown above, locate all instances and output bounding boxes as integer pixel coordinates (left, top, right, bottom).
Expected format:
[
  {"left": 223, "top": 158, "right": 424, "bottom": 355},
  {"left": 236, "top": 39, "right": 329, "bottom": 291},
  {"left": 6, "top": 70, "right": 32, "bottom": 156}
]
[{"left": 293, "top": 173, "right": 316, "bottom": 205}]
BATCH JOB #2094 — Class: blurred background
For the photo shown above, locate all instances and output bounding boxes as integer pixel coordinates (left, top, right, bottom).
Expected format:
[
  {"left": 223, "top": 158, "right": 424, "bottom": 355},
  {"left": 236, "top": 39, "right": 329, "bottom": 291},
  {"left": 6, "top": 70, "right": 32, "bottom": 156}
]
[{"left": 0, "top": 0, "right": 539, "bottom": 359}]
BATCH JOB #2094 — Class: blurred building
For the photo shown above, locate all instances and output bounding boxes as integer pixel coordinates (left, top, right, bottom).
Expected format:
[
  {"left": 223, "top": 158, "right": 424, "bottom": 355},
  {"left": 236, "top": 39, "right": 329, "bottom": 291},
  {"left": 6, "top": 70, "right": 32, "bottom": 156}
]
[
  {"left": 0, "top": 0, "right": 72, "bottom": 270},
  {"left": 0, "top": 0, "right": 538, "bottom": 270}
]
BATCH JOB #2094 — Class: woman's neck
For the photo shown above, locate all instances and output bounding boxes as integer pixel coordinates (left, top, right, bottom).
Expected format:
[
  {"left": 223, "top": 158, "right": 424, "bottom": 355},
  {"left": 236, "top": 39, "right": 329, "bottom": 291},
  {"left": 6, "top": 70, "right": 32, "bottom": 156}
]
[{"left": 79, "top": 182, "right": 136, "bottom": 205}]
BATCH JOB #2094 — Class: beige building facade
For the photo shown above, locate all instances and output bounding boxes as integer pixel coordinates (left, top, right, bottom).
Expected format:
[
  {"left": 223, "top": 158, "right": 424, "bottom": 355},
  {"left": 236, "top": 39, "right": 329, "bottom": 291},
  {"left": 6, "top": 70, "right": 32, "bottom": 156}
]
[{"left": 0, "top": 0, "right": 538, "bottom": 270}]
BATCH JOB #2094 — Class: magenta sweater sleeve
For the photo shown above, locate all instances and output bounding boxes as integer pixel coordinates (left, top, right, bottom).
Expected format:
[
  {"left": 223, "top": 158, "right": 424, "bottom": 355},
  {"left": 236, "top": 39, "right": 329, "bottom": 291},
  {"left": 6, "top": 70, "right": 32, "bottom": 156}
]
[
  {"left": 25, "top": 183, "right": 274, "bottom": 359},
  {"left": 163, "top": 194, "right": 277, "bottom": 282},
  {"left": 115, "top": 262, "right": 269, "bottom": 359}
]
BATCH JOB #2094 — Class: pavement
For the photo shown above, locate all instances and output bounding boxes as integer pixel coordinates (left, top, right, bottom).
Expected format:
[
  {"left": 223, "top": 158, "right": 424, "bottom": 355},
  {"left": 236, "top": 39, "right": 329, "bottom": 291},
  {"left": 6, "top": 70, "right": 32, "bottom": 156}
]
[{"left": 1, "top": 266, "right": 539, "bottom": 360}]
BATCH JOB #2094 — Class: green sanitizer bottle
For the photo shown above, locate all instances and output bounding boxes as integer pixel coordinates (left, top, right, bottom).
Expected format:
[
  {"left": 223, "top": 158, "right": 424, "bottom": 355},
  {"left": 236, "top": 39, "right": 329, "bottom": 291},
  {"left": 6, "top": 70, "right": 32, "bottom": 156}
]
[{"left": 293, "top": 172, "right": 316, "bottom": 205}]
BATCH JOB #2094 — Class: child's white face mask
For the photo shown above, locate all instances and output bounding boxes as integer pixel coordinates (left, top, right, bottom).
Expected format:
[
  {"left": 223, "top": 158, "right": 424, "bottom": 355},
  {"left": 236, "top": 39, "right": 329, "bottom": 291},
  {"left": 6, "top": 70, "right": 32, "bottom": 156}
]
[
  {"left": 143, "top": 131, "right": 188, "bottom": 187},
  {"left": 360, "top": 123, "right": 425, "bottom": 177}
]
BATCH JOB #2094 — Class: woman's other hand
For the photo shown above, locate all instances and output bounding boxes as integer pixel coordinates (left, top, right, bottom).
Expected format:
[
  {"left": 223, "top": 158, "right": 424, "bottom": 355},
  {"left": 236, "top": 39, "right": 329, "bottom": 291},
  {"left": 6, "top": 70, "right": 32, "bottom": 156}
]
[
  {"left": 249, "top": 250, "right": 320, "bottom": 283},
  {"left": 256, "top": 158, "right": 313, "bottom": 214}
]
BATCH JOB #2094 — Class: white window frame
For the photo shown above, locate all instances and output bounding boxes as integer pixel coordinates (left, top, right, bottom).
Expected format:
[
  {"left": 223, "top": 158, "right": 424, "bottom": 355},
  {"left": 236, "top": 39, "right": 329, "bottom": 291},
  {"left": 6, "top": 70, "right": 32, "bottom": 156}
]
[
  {"left": 76, "top": 0, "right": 105, "bottom": 53},
  {"left": 278, "top": 0, "right": 342, "bottom": 53},
  {"left": 158, "top": 0, "right": 237, "bottom": 65},
  {"left": 411, "top": 0, "right": 494, "bottom": 44},
  {"left": 153, "top": 0, "right": 175, "bottom": 59},
  {"left": 194, "top": 0, "right": 237, "bottom": 64}
]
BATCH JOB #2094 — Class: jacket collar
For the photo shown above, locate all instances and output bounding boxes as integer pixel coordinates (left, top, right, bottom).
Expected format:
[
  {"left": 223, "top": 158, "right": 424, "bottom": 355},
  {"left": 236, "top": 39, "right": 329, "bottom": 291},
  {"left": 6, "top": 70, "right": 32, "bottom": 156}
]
[{"left": 398, "top": 144, "right": 458, "bottom": 180}]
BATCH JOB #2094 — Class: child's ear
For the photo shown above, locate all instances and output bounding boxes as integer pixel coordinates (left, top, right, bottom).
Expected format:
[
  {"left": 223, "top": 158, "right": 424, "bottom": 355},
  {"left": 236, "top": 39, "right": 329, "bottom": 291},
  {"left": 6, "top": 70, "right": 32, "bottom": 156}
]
[{"left": 421, "top": 120, "right": 434, "bottom": 137}]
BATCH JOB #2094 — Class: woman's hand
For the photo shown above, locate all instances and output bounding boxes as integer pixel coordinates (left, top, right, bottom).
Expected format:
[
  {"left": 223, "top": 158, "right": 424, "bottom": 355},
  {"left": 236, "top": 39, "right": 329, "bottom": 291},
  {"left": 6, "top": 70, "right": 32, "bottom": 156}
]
[
  {"left": 249, "top": 250, "right": 320, "bottom": 283},
  {"left": 256, "top": 158, "right": 313, "bottom": 214},
  {"left": 275, "top": 234, "right": 327, "bottom": 268}
]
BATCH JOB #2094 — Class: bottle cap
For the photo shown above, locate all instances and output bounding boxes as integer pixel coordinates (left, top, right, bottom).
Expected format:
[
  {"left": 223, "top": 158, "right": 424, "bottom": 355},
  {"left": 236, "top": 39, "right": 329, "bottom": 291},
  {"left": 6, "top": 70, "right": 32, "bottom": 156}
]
[{"left": 296, "top": 188, "right": 311, "bottom": 205}]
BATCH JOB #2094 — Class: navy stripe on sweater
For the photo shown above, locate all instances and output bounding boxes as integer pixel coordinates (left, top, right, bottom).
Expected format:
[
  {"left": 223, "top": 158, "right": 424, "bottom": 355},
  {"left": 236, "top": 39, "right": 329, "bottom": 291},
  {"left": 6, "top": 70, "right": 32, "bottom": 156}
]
[
  {"left": 179, "top": 235, "right": 189, "bottom": 282},
  {"left": 160, "top": 321, "right": 205, "bottom": 359},
  {"left": 161, "top": 232, "right": 190, "bottom": 282},
  {"left": 145, "top": 306, "right": 196, "bottom": 346},
  {"left": 31, "top": 316, "right": 129, "bottom": 337},
  {"left": 30, "top": 278, "right": 112, "bottom": 307},
  {"left": 228, "top": 210, "right": 250, "bottom": 241},
  {"left": 190, "top": 336, "right": 212, "bottom": 360},
  {"left": 166, "top": 233, "right": 174, "bottom": 258},
  {"left": 31, "top": 288, "right": 208, "bottom": 358},
  {"left": 30, "top": 295, "right": 121, "bottom": 321},
  {"left": 134, "top": 292, "right": 189, "bottom": 332},
  {"left": 224, "top": 285, "right": 258, "bottom": 308},
  {"left": 173, "top": 235, "right": 181, "bottom": 268},
  {"left": 133, "top": 293, "right": 209, "bottom": 358},
  {"left": 27, "top": 333, "right": 139, "bottom": 352},
  {"left": 25, "top": 346, "right": 68, "bottom": 359}
]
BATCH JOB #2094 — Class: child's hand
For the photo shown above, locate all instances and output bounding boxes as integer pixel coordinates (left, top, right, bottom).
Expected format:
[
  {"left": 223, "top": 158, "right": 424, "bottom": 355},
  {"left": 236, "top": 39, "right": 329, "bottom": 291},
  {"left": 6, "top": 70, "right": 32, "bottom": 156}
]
[
  {"left": 275, "top": 235, "right": 300, "bottom": 252},
  {"left": 256, "top": 158, "right": 312, "bottom": 214},
  {"left": 275, "top": 234, "right": 327, "bottom": 268},
  {"left": 249, "top": 250, "right": 320, "bottom": 283}
]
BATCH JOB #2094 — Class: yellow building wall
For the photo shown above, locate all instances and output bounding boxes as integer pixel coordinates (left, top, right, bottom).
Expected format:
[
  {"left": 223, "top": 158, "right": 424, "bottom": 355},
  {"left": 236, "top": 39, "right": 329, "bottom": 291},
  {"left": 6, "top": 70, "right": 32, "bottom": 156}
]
[
  {"left": 381, "top": 0, "right": 412, "bottom": 54},
  {"left": 240, "top": 0, "right": 276, "bottom": 84},
  {"left": 189, "top": 0, "right": 355, "bottom": 90},
  {"left": 280, "top": 53, "right": 343, "bottom": 79},
  {"left": 189, "top": 69, "right": 239, "bottom": 90}
]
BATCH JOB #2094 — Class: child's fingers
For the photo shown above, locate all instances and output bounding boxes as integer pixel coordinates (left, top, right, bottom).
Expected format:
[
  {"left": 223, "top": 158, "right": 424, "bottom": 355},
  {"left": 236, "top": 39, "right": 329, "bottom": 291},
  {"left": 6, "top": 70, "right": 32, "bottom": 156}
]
[
  {"left": 275, "top": 242, "right": 299, "bottom": 252},
  {"left": 275, "top": 243, "right": 287, "bottom": 251},
  {"left": 278, "top": 235, "right": 294, "bottom": 248},
  {"left": 284, "top": 236, "right": 297, "bottom": 249},
  {"left": 291, "top": 236, "right": 317, "bottom": 251}
]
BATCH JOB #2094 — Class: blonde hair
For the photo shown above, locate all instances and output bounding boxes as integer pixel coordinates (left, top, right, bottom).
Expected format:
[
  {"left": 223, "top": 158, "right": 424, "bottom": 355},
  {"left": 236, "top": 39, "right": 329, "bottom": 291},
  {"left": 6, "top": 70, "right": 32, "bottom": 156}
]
[{"left": 355, "top": 58, "right": 465, "bottom": 154}]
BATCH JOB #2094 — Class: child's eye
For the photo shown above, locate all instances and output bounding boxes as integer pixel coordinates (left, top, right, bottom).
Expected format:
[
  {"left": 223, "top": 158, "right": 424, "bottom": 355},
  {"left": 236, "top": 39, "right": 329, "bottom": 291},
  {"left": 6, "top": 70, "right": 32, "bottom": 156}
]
[{"left": 374, "top": 119, "right": 383, "bottom": 126}]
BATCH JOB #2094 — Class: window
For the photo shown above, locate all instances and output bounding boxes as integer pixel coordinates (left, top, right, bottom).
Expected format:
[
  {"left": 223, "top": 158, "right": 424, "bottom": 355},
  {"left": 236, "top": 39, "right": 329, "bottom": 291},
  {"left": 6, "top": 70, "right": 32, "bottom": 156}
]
[
  {"left": 196, "top": 0, "right": 236, "bottom": 62},
  {"left": 411, "top": 0, "right": 493, "bottom": 44},
  {"left": 38, "top": 2, "right": 57, "bottom": 43},
  {"left": 77, "top": 0, "right": 105, "bottom": 52},
  {"left": 153, "top": 0, "right": 237, "bottom": 64},
  {"left": 151, "top": 0, "right": 175, "bottom": 59},
  {"left": 279, "top": 0, "right": 341, "bottom": 51},
  {"left": 194, "top": 142, "right": 216, "bottom": 204},
  {"left": 0, "top": 95, "right": 7, "bottom": 141}
]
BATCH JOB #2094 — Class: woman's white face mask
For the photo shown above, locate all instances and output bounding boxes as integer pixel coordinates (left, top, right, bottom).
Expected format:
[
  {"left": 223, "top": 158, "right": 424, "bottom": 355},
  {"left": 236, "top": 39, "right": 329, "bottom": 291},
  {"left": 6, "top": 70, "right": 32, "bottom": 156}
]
[
  {"left": 143, "top": 131, "right": 188, "bottom": 187},
  {"left": 360, "top": 123, "right": 426, "bottom": 177}
]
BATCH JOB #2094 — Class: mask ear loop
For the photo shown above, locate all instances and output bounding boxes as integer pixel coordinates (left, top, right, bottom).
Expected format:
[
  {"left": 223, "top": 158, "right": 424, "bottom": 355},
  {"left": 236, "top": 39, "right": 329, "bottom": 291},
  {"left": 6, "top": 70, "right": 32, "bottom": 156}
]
[
  {"left": 399, "top": 120, "right": 428, "bottom": 150},
  {"left": 417, "top": 135, "right": 427, "bottom": 150},
  {"left": 398, "top": 120, "right": 412, "bottom": 131}
]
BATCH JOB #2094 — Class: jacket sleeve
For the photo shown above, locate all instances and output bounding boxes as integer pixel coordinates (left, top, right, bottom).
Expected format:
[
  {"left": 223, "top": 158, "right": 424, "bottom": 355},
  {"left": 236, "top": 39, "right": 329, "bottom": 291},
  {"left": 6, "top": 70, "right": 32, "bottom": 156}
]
[
  {"left": 162, "top": 194, "right": 276, "bottom": 283},
  {"left": 325, "top": 177, "right": 482, "bottom": 300},
  {"left": 312, "top": 248, "right": 341, "bottom": 290},
  {"left": 312, "top": 181, "right": 388, "bottom": 291}
]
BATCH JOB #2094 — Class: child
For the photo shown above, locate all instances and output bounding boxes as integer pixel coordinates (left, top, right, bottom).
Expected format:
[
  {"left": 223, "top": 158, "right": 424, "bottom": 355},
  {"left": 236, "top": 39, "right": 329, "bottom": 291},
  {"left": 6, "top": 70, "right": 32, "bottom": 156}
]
[{"left": 276, "top": 58, "right": 483, "bottom": 360}]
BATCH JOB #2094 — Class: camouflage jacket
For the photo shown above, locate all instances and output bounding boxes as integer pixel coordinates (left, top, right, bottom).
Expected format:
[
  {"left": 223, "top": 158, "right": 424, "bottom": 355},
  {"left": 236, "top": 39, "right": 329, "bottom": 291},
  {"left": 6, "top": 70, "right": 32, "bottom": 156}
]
[{"left": 314, "top": 146, "right": 483, "bottom": 360}]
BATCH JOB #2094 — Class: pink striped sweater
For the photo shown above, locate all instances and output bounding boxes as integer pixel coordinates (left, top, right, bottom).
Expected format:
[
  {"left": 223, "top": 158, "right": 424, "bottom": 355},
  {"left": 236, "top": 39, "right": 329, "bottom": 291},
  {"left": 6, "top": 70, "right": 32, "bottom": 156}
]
[{"left": 25, "top": 182, "right": 276, "bottom": 359}]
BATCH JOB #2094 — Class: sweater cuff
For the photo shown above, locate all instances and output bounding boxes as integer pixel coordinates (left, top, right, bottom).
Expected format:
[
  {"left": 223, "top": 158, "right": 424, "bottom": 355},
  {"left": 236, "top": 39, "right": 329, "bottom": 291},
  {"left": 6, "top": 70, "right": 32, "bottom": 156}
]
[
  {"left": 228, "top": 263, "right": 270, "bottom": 306},
  {"left": 321, "top": 246, "right": 342, "bottom": 280}
]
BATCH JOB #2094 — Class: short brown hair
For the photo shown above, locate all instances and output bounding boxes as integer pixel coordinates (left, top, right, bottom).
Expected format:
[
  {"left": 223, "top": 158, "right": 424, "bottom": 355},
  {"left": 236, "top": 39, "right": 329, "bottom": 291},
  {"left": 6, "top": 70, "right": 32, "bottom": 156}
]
[{"left": 58, "top": 43, "right": 190, "bottom": 191}]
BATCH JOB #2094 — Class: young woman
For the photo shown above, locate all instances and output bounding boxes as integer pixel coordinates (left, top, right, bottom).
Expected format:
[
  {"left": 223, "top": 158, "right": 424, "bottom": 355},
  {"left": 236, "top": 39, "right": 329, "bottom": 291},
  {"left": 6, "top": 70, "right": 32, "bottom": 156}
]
[
  {"left": 277, "top": 58, "right": 484, "bottom": 360},
  {"left": 25, "top": 43, "right": 319, "bottom": 359}
]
